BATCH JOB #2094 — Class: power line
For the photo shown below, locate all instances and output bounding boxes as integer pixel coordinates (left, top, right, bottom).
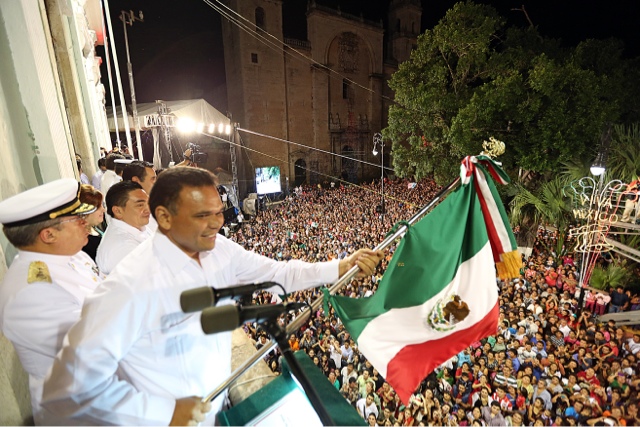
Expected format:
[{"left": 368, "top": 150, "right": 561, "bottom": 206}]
[
  {"left": 202, "top": 0, "right": 396, "bottom": 106},
  {"left": 200, "top": 130, "right": 417, "bottom": 207},
  {"left": 237, "top": 127, "right": 395, "bottom": 173}
]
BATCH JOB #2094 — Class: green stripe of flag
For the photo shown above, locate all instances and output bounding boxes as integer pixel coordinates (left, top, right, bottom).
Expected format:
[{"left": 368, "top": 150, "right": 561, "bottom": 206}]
[{"left": 329, "top": 181, "right": 489, "bottom": 341}]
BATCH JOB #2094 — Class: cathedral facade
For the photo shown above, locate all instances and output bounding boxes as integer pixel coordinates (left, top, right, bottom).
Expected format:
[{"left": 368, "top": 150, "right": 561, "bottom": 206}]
[{"left": 222, "top": 0, "right": 421, "bottom": 195}]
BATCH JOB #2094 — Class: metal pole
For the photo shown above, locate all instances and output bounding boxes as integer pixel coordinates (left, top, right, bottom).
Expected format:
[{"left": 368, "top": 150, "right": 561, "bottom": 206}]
[
  {"left": 103, "top": 0, "right": 132, "bottom": 150},
  {"left": 121, "top": 10, "right": 145, "bottom": 161},
  {"left": 203, "top": 176, "right": 462, "bottom": 403},
  {"left": 381, "top": 137, "right": 385, "bottom": 216},
  {"left": 100, "top": 6, "right": 120, "bottom": 149}
]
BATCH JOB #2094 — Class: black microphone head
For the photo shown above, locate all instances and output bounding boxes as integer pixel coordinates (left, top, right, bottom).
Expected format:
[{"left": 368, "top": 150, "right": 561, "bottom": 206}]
[
  {"left": 180, "top": 287, "right": 215, "bottom": 313},
  {"left": 200, "top": 305, "right": 240, "bottom": 335}
]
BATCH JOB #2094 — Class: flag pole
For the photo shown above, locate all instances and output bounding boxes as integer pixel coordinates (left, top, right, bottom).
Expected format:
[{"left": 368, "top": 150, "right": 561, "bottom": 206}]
[{"left": 203, "top": 176, "right": 462, "bottom": 404}]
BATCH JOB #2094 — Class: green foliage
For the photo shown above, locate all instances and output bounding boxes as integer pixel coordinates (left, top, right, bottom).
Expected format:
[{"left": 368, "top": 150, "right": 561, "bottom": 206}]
[
  {"left": 589, "top": 262, "right": 632, "bottom": 290},
  {"left": 385, "top": 1, "right": 634, "bottom": 184},
  {"left": 509, "top": 176, "right": 572, "bottom": 248},
  {"left": 609, "top": 124, "right": 640, "bottom": 182}
]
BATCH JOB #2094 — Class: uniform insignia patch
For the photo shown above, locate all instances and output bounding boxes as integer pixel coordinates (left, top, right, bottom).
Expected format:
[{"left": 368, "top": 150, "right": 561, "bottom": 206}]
[{"left": 28, "top": 261, "right": 52, "bottom": 284}]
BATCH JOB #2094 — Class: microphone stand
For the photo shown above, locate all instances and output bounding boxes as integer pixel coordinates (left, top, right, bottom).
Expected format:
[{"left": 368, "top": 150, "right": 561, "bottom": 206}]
[{"left": 260, "top": 319, "right": 333, "bottom": 426}]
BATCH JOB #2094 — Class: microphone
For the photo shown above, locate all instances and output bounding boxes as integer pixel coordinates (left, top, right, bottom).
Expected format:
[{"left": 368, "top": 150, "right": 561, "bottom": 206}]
[
  {"left": 180, "top": 282, "right": 280, "bottom": 313},
  {"left": 200, "top": 303, "right": 306, "bottom": 335}
]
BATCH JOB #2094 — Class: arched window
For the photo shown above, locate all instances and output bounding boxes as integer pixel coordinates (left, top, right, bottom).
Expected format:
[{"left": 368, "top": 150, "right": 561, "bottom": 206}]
[
  {"left": 342, "top": 79, "right": 351, "bottom": 99},
  {"left": 255, "top": 7, "right": 265, "bottom": 31}
]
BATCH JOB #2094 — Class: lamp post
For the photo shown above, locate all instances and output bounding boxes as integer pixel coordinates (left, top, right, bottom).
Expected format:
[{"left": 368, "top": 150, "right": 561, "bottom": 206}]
[
  {"left": 121, "top": 10, "right": 144, "bottom": 160},
  {"left": 373, "top": 132, "right": 384, "bottom": 216}
]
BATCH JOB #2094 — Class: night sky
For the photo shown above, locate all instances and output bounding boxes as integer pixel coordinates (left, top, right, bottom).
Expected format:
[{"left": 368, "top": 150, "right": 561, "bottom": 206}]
[{"left": 100, "top": 0, "right": 640, "bottom": 112}]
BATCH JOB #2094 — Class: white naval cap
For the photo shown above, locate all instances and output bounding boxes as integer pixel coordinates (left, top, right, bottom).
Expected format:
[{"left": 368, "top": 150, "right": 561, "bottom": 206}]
[
  {"left": 114, "top": 158, "right": 134, "bottom": 165},
  {"left": 0, "top": 178, "right": 96, "bottom": 228}
]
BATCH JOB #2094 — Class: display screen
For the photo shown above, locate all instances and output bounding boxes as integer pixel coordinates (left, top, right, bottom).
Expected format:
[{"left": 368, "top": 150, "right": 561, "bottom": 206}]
[{"left": 256, "top": 166, "right": 282, "bottom": 194}]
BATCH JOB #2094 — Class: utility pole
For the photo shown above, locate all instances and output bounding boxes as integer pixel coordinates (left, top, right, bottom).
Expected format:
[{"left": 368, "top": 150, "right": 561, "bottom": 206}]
[{"left": 121, "top": 10, "right": 144, "bottom": 160}]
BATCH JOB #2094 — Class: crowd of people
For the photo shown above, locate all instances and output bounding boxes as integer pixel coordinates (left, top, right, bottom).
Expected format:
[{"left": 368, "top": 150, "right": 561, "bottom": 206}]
[
  {"left": 2, "top": 148, "right": 640, "bottom": 425},
  {"left": 229, "top": 178, "right": 640, "bottom": 427}
]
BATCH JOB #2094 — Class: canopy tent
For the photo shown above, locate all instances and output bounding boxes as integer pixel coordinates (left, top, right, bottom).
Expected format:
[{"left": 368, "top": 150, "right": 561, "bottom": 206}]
[{"left": 106, "top": 99, "right": 230, "bottom": 169}]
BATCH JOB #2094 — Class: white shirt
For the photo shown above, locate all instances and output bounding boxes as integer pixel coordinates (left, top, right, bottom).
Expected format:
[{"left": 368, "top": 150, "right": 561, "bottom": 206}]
[
  {"left": 627, "top": 338, "right": 640, "bottom": 355},
  {"left": 80, "top": 172, "right": 90, "bottom": 185},
  {"left": 100, "top": 170, "right": 122, "bottom": 194},
  {"left": 559, "top": 323, "right": 571, "bottom": 338},
  {"left": 355, "top": 397, "right": 378, "bottom": 419},
  {"left": 43, "top": 232, "right": 339, "bottom": 425},
  {"left": 96, "top": 217, "right": 153, "bottom": 275},
  {"left": 91, "top": 170, "right": 104, "bottom": 190},
  {"left": 0, "top": 250, "right": 102, "bottom": 424}
]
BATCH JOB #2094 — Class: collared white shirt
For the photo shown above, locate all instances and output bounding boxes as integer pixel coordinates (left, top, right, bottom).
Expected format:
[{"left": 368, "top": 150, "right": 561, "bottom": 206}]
[
  {"left": 91, "top": 170, "right": 104, "bottom": 191},
  {"left": 0, "top": 250, "right": 102, "bottom": 425},
  {"left": 96, "top": 217, "right": 153, "bottom": 275},
  {"left": 100, "top": 170, "right": 122, "bottom": 195},
  {"left": 43, "top": 232, "right": 339, "bottom": 425}
]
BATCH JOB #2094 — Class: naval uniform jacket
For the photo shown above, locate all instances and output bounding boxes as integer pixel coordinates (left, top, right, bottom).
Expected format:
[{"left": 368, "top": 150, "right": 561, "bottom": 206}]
[{"left": 0, "top": 250, "right": 102, "bottom": 424}]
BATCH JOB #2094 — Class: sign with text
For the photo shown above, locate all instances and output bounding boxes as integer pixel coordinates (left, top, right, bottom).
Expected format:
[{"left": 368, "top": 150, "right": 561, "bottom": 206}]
[{"left": 143, "top": 114, "right": 176, "bottom": 128}]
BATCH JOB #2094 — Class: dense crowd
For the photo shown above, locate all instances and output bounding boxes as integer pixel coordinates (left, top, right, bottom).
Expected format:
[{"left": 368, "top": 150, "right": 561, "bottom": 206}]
[{"left": 230, "top": 179, "right": 640, "bottom": 427}]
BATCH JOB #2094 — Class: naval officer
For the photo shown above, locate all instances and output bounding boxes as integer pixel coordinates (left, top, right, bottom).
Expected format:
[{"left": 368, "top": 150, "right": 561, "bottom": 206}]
[{"left": 0, "top": 178, "right": 103, "bottom": 425}]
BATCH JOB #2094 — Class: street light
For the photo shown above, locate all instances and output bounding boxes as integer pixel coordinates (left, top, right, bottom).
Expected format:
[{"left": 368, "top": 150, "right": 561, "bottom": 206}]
[
  {"left": 373, "top": 132, "right": 384, "bottom": 215},
  {"left": 590, "top": 152, "right": 606, "bottom": 176},
  {"left": 121, "top": 10, "right": 144, "bottom": 160}
]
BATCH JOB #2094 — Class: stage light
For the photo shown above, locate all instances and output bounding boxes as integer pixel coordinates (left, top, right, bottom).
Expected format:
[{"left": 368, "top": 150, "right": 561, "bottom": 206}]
[
  {"left": 225, "top": 124, "right": 231, "bottom": 135},
  {"left": 176, "top": 117, "right": 195, "bottom": 133},
  {"left": 218, "top": 123, "right": 224, "bottom": 134},
  {"left": 208, "top": 124, "right": 215, "bottom": 133},
  {"left": 197, "top": 122, "right": 205, "bottom": 133}
]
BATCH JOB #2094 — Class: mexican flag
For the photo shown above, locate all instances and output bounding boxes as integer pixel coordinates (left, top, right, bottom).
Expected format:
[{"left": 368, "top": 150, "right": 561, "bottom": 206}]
[{"left": 325, "top": 156, "right": 519, "bottom": 403}]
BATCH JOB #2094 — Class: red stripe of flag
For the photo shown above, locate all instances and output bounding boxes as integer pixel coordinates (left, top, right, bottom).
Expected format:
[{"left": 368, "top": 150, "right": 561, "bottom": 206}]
[
  {"left": 472, "top": 179, "right": 505, "bottom": 261},
  {"left": 478, "top": 159, "right": 507, "bottom": 184},
  {"left": 385, "top": 303, "right": 500, "bottom": 404}
]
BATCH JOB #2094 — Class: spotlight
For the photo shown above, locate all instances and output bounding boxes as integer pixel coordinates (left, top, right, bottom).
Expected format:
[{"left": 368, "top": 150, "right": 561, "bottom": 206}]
[{"left": 176, "top": 118, "right": 195, "bottom": 133}]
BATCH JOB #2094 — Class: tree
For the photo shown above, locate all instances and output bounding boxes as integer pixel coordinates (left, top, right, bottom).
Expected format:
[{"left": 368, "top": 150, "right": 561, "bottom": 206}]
[
  {"left": 509, "top": 176, "right": 572, "bottom": 250},
  {"left": 609, "top": 124, "right": 640, "bottom": 183},
  {"left": 385, "top": 1, "right": 630, "bottom": 185},
  {"left": 589, "top": 262, "right": 632, "bottom": 291}
]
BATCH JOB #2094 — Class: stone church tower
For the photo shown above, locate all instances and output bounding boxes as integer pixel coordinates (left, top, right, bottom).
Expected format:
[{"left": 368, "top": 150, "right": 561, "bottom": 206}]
[{"left": 221, "top": 0, "right": 421, "bottom": 196}]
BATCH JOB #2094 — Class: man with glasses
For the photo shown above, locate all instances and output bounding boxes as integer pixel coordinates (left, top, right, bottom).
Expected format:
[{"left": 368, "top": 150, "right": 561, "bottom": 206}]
[{"left": 0, "top": 178, "right": 103, "bottom": 424}]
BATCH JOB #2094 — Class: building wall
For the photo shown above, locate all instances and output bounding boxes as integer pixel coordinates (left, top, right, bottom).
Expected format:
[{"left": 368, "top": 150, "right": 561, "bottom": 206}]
[
  {"left": 223, "top": 0, "right": 421, "bottom": 192},
  {"left": 0, "top": 0, "right": 108, "bottom": 423},
  {"left": 222, "top": 0, "right": 288, "bottom": 195},
  {"left": 388, "top": 0, "right": 422, "bottom": 64}
]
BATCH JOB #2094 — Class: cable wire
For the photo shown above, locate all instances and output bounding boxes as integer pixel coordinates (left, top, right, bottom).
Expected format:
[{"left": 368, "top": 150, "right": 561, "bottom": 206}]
[
  {"left": 201, "top": 130, "right": 418, "bottom": 207},
  {"left": 202, "top": 0, "right": 396, "bottom": 107},
  {"left": 237, "top": 127, "right": 395, "bottom": 173}
]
